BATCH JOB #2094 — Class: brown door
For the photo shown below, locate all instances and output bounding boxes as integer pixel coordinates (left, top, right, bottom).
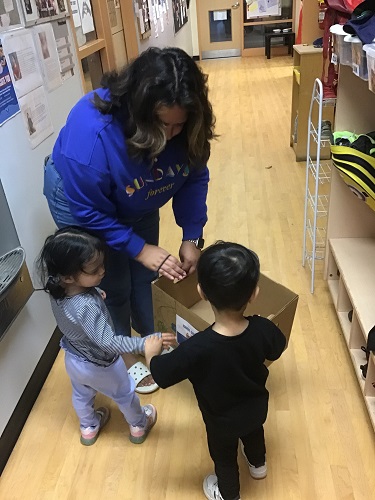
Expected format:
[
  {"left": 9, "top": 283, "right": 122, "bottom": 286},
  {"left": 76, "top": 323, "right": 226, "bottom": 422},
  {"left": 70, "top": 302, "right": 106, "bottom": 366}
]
[{"left": 196, "top": 0, "right": 242, "bottom": 59}]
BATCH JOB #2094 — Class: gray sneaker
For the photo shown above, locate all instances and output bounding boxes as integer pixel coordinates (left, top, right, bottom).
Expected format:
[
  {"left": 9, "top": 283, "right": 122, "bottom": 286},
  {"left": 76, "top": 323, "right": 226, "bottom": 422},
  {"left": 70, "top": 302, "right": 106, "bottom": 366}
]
[{"left": 320, "top": 120, "right": 334, "bottom": 143}]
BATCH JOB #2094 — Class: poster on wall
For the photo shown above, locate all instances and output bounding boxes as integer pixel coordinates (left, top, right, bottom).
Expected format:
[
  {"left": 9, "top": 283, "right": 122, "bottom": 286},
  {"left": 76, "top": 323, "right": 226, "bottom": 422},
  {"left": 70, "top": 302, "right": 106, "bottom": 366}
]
[
  {"left": 0, "top": 41, "right": 20, "bottom": 126},
  {"left": 77, "top": 0, "right": 94, "bottom": 34},
  {"left": 21, "top": 0, "right": 69, "bottom": 25},
  {"left": 134, "top": 0, "right": 151, "bottom": 39},
  {"left": 149, "top": 0, "right": 170, "bottom": 38},
  {"left": 69, "top": 0, "right": 81, "bottom": 27},
  {"left": 245, "top": 0, "right": 281, "bottom": 20},
  {"left": 18, "top": 85, "right": 54, "bottom": 148},
  {"left": 33, "top": 23, "right": 62, "bottom": 92},
  {"left": 171, "top": 0, "right": 187, "bottom": 34},
  {"left": 2, "top": 29, "right": 43, "bottom": 98},
  {"left": 0, "top": 0, "right": 23, "bottom": 33}
]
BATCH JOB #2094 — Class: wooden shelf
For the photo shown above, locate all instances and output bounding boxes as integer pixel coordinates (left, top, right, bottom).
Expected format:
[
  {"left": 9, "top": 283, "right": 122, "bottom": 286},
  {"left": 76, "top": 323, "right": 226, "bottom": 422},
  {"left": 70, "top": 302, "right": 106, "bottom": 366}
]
[
  {"left": 293, "top": 45, "right": 322, "bottom": 55},
  {"left": 329, "top": 238, "right": 375, "bottom": 339},
  {"left": 327, "top": 236, "right": 375, "bottom": 431}
]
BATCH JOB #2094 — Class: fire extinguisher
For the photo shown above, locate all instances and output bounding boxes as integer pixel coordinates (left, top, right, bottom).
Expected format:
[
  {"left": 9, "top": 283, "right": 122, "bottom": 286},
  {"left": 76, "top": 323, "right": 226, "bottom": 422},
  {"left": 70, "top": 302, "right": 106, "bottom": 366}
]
[{"left": 318, "top": 0, "right": 328, "bottom": 30}]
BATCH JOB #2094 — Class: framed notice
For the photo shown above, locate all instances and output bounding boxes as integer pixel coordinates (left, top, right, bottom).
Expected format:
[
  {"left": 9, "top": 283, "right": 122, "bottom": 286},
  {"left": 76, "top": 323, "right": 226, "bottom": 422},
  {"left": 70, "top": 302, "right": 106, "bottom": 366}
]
[
  {"left": 21, "top": 0, "right": 69, "bottom": 27},
  {"left": 134, "top": 0, "right": 151, "bottom": 39},
  {"left": 171, "top": 0, "right": 187, "bottom": 34},
  {"left": 0, "top": 0, "right": 24, "bottom": 33}
]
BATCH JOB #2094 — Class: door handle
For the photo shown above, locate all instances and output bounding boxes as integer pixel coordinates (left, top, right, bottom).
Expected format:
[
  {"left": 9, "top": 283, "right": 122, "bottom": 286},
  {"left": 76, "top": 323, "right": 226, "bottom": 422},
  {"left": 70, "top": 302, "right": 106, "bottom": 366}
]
[{"left": 232, "top": 2, "right": 240, "bottom": 8}]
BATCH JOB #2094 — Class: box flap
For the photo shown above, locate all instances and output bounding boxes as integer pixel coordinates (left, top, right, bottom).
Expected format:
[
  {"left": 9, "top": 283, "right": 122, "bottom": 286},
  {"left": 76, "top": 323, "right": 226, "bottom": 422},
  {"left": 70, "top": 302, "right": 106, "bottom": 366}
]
[{"left": 152, "top": 273, "right": 200, "bottom": 308}]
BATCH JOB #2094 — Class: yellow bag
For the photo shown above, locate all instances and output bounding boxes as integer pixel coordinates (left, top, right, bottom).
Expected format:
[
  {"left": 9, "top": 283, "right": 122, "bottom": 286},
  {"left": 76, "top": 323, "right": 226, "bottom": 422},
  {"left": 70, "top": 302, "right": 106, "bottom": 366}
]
[{"left": 331, "top": 144, "right": 375, "bottom": 212}]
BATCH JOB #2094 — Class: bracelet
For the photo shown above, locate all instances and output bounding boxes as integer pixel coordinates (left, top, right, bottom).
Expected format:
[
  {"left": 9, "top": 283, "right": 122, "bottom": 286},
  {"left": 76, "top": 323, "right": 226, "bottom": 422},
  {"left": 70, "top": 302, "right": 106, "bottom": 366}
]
[{"left": 157, "top": 254, "right": 171, "bottom": 272}]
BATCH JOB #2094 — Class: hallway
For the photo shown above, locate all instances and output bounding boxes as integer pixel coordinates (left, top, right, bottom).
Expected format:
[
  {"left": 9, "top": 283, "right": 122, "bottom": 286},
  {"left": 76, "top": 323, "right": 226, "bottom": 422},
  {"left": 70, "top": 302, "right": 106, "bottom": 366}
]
[{"left": 1, "top": 56, "right": 374, "bottom": 500}]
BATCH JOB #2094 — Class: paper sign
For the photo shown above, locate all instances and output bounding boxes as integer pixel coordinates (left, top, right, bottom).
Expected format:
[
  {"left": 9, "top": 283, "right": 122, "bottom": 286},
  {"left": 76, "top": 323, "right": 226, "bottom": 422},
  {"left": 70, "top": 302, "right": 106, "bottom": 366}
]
[{"left": 176, "top": 314, "right": 198, "bottom": 343}]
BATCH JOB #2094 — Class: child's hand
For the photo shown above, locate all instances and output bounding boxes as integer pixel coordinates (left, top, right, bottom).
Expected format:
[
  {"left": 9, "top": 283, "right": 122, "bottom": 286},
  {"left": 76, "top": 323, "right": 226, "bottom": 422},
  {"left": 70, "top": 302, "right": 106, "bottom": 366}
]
[
  {"left": 161, "top": 332, "right": 178, "bottom": 349},
  {"left": 145, "top": 335, "right": 163, "bottom": 366}
]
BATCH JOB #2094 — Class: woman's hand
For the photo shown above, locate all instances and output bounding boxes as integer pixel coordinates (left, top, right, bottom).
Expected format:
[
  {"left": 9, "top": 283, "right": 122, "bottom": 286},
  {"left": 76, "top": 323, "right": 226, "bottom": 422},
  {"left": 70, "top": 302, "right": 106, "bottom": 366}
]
[
  {"left": 145, "top": 335, "right": 163, "bottom": 366},
  {"left": 179, "top": 241, "right": 201, "bottom": 275},
  {"left": 135, "top": 243, "right": 186, "bottom": 281}
]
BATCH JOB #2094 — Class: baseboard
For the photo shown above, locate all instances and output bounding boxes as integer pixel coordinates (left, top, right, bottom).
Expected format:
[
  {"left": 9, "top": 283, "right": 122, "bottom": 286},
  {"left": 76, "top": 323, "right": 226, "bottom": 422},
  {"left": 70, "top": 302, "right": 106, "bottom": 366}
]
[
  {"left": 193, "top": 55, "right": 200, "bottom": 61},
  {"left": 0, "top": 328, "right": 62, "bottom": 475}
]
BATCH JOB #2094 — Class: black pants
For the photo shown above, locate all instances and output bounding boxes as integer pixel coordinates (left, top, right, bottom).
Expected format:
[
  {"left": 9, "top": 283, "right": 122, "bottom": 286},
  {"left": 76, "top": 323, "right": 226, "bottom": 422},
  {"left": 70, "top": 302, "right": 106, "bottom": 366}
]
[{"left": 206, "top": 424, "right": 266, "bottom": 500}]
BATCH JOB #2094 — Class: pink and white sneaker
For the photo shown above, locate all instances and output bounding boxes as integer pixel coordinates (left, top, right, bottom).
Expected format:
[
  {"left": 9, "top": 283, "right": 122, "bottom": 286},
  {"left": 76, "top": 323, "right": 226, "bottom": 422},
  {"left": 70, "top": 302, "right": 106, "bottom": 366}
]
[
  {"left": 80, "top": 407, "right": 110, "bottom": 446},
  {"left": 129, "top": 404, "right": 157, "bottom": 444}
]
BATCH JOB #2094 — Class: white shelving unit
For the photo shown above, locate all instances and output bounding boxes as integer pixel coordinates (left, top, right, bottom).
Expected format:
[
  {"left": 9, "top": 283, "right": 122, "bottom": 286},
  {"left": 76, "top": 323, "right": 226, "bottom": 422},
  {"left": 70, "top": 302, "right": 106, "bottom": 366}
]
[
  {"left": 324, "top": 65, "right": 375, "bottom": 432},
  {"left": 302, "top": 79, "right": 335, "bottom": 293}
]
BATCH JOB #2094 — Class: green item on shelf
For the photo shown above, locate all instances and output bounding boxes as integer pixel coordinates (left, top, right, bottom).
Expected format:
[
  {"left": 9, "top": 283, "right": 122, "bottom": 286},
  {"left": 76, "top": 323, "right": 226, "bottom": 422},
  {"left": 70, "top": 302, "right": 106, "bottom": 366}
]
[{"left": 332, "top": 130, "right": 359, "bottom": 146}]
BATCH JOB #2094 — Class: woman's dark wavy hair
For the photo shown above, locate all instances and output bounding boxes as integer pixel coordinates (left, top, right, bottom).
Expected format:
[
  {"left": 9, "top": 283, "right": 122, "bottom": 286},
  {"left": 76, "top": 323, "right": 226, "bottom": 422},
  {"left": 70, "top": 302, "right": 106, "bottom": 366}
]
[
  {"left": 36, "top": 226, "right": 106, "bottom": 300},
  {"left": 92, "top": 47, "right": 216, "bottom": 168},
  {"left": 197, "top": 242, "right": 260, "bottom": 311}
]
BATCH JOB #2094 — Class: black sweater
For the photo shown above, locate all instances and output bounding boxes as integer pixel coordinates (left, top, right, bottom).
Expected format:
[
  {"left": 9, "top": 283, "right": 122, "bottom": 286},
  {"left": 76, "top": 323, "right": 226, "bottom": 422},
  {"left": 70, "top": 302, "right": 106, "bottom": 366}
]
[{"left": 150, "top": 315, "right": 286, "bottom": 435}]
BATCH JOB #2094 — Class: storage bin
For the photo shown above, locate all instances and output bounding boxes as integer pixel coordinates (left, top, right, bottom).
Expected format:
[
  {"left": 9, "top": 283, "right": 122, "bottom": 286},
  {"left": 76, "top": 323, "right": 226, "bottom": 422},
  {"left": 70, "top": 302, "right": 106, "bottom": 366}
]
[
  {"left": 363, "top": 44, "right": 375, "bottom": 93},
  {"left": 345, "top": 35, "right": 368, "bottom": 80},
  {"left": 330, "top": 24, "right": 352, "bottom": 66}
]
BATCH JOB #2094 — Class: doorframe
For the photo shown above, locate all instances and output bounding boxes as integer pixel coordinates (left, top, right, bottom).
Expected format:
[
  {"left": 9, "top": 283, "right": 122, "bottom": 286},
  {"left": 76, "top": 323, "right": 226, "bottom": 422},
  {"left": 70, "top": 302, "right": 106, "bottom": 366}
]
[{"left": 196, "top": 0, "right": 296, "bottom": 59}]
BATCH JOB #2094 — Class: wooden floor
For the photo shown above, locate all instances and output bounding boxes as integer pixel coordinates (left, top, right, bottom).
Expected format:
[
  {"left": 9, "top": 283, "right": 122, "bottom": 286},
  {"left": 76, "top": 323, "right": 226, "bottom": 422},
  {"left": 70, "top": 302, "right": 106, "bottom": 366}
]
[{"left": 1, "top": 56, "right": 374, "bottom": 499}]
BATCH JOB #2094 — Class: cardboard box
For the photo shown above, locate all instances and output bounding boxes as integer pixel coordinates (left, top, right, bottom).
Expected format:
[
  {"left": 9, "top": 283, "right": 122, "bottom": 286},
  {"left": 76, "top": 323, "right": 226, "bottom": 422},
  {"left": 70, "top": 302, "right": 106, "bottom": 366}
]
[{"left": 152, "top": 272, "right": 298, "bottom": 345}]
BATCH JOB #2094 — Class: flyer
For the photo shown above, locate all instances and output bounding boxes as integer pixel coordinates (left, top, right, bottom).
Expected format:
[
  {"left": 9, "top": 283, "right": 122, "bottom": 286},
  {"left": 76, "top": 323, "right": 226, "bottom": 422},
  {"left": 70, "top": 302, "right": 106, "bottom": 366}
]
[
  {"left": 2, "top": 29, "right": 43, "bottom": 98},
  {"left": 18, "top": 85, "right": 53, "bottom": 148},
  {"left": 33, "top": 23, "right": 62, "bottom": 92},
  {"left": 0, "top": 41, "right": 20, "bottom": 126},
  {"left": 0, "top": 0, "right": 23, "bottom": 33}
]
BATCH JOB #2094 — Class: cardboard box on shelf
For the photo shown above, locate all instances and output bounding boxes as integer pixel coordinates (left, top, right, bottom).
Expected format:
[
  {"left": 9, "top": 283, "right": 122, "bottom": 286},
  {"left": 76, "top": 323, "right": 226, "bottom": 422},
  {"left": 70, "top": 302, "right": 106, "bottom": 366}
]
[{"left": 152, "top": 272, "right": 298, "bottom": 346}]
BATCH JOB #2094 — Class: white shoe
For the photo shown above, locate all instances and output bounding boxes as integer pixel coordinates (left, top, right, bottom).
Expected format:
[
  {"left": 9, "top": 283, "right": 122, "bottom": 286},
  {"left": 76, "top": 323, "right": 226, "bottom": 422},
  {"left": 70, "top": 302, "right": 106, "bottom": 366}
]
[
  {"left": 240, "top": 442, "right": 267, "bottom": 479},
  {"left": 203, "top": 474, "right": 224, "bottom": 500}
]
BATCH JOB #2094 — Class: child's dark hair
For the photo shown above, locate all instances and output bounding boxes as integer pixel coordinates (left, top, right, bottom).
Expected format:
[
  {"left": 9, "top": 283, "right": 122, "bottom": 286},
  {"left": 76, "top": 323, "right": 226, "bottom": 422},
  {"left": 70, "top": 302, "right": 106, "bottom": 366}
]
[
  {"left": 197, "top": 242, "right": 260, "bottom": 311},
  {"left": 37, "top": 226, "right": 106, "bottom": 300}
]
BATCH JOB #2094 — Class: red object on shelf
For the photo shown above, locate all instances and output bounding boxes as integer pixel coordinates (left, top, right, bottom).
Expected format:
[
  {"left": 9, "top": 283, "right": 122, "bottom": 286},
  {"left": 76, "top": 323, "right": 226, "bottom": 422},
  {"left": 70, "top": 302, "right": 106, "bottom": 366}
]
[{"left": 296, "top": 1, "right": 303, "bottom": 44}]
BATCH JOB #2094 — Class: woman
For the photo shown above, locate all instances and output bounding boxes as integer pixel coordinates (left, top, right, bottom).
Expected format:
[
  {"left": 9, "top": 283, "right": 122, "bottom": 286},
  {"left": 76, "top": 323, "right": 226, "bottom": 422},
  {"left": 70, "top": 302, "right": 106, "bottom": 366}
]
[{"left": 43, "top": 47, "right": 216, "bottom": 392}]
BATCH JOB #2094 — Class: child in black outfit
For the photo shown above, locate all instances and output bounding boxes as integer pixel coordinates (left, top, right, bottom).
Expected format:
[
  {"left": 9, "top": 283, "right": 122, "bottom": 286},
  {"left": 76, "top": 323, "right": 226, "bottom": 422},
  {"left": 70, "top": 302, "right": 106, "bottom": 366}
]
[{"left": 145, "top": 242, "right": 286, "bottom": 500}]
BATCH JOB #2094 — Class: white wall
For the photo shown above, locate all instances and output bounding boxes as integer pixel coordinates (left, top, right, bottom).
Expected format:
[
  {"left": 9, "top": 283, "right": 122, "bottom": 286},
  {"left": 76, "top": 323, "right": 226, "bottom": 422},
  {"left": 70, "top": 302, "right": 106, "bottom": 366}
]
[{"left": 0, "top": 49, "right": 83, "bottom": 436}]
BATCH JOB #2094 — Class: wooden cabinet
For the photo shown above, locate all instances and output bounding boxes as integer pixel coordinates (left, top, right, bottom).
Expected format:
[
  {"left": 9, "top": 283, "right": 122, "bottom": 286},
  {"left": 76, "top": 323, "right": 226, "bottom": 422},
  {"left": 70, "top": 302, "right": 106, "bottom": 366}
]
[
  {"left": 324, "top": 65, "right": 375, "bottom": 432},
  {"left": 290, "top": 45, "right": 333, "bottom": 161}
]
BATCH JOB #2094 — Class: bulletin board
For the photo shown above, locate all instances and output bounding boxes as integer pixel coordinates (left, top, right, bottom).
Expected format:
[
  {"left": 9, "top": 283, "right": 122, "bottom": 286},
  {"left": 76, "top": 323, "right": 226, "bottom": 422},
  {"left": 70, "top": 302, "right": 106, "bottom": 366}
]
[{"left": 246, "top": 0, "right": 281, "bottom": 19}]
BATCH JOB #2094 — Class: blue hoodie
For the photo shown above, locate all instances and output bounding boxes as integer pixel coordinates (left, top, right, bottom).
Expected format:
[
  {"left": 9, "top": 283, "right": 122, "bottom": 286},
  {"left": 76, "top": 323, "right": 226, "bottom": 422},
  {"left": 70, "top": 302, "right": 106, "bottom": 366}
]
[{"left": 52, "top": 88, "right": 209, "bottom": 258}]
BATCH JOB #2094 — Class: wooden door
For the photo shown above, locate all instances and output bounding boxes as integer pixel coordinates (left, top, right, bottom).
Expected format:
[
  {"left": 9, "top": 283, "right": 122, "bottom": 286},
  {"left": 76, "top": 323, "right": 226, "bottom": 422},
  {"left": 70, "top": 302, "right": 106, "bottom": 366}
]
[{"left": 197, "top": 0, "right": 242, "bottom": 59}]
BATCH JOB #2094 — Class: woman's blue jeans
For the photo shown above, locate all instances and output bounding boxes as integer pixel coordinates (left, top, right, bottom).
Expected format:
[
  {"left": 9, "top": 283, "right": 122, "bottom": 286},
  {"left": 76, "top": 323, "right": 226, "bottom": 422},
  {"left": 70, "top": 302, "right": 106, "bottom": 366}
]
[{"left": 43, "top": 156, "right": 159, "bottom": 337}]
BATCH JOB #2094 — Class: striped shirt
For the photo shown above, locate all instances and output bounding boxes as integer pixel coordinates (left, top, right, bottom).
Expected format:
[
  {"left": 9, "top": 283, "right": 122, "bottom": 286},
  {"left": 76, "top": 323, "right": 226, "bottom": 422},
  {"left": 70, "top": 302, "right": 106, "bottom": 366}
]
[{"left": 51, "top": 288, "right": 146, "bottom": 366}]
